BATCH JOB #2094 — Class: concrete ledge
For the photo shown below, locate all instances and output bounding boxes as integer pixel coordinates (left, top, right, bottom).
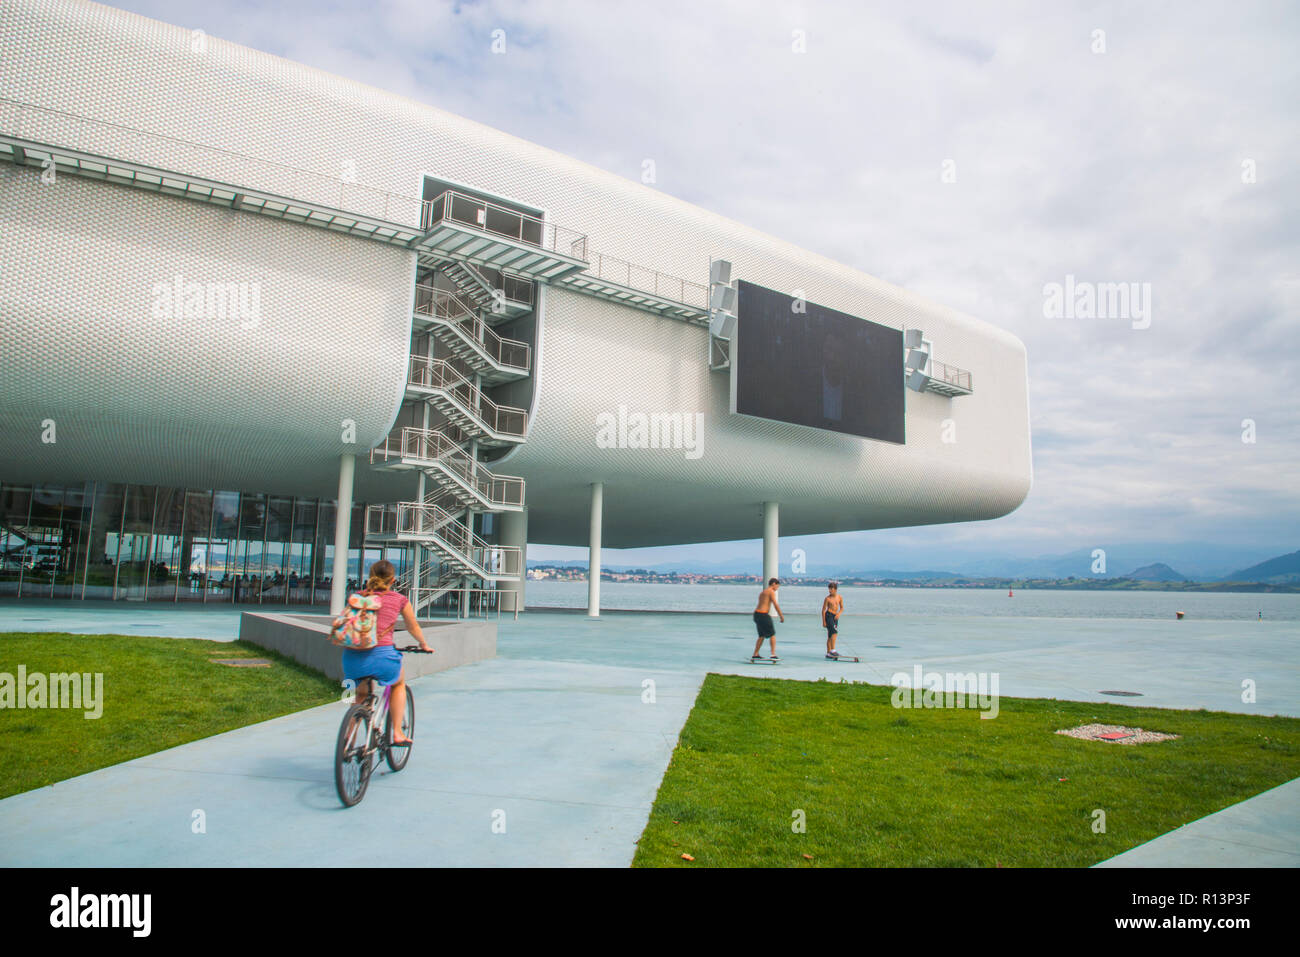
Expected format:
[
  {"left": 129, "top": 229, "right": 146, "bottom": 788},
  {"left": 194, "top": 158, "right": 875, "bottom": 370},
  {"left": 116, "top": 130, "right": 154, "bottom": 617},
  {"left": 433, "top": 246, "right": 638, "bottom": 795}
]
[{"left": 238, "top": 612, "right": 495, "bottom": 682}]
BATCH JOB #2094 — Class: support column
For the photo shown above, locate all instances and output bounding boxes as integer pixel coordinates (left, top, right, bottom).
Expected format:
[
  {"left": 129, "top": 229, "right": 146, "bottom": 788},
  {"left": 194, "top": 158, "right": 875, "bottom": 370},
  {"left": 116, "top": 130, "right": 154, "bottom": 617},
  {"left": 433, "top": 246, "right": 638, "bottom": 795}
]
[
  {"left": 588, "top": 482, "right": 603, "bottom": 618},
  {"left": 330, "top": 453, "right": 356, "bottom": 616},
  {"left": 499, "top": 508, "right": 528, "bottom": 619},
  {"left": 762, "top": 501, "right": 779, "bottom": 584}
]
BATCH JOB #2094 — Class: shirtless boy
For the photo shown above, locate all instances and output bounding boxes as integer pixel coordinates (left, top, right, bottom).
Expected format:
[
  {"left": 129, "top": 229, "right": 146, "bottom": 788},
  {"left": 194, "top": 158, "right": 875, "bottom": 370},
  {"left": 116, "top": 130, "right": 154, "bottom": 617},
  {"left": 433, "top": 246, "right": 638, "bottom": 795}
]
[
  {"left": 752, "top": 578, "right": 785, "bottom": 660},
  {"left": 821, "top": 582, "right": 845, "bottom": 657}
]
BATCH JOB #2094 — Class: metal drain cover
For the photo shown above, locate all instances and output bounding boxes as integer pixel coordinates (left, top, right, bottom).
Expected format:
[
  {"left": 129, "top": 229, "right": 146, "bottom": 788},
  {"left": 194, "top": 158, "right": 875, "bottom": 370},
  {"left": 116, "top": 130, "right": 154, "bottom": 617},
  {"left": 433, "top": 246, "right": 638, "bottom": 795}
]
[
  {"left": 875, "top": 644, "right": 900, "bottom": 648},
  {"left": 1099, "top": 690, "right": 1143, "bottom": 696}
]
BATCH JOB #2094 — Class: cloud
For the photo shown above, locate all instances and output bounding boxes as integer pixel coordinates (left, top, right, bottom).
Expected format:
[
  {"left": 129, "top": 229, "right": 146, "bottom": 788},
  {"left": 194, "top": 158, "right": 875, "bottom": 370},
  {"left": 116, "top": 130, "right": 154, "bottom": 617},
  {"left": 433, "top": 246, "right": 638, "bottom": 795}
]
[{"left": 105, "top": 0, "right": 1300, "bottom": 565}]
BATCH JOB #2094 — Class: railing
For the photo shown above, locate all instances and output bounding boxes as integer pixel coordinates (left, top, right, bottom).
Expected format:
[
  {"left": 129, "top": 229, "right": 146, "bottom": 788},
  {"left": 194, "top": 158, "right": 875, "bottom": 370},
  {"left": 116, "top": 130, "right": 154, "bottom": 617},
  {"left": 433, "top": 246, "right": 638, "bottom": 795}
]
[
  {"left": 407, "top": 356, "right": 528, "bottom": 438},
  {"left": 472, "top": 264, "right": 534, "bottom": 309},
  {"left": 0, "top": 98, "right": 424, "bottom": 226},
  {"left": 414, "top": 586, "right": 516, "bottom": 619},
  {"left": 366, "top": 502, "right": 522, "bottom": 578},
  {"left": 371, "top": 427, "right": 525, "bottom": 508},
  {"left": 413, "top": 285, "right": 530, "bottom": 372},
  {"left": 929, "top": 360, "right": 972, "bottom": 392},
  {"left": 581, "top": 251, "right": 709, "bottom": 309},
  {"left": 421, "top": 188, "right": 588, "bottom": 261}
]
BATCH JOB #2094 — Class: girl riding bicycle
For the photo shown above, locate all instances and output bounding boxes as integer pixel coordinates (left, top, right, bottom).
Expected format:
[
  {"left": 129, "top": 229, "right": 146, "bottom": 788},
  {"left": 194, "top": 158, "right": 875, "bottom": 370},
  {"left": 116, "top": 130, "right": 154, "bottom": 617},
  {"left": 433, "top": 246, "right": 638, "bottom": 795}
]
[{"left": 341, "top": 560, "right": 432, "bottom": 746}]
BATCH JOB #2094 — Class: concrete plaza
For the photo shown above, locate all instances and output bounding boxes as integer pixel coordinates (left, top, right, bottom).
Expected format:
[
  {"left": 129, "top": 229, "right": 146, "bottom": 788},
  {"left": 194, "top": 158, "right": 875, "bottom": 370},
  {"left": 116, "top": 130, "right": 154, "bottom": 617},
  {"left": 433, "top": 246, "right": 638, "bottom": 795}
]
[{"left": 1, "top": 602, "right": 1296, "bottom": 866}]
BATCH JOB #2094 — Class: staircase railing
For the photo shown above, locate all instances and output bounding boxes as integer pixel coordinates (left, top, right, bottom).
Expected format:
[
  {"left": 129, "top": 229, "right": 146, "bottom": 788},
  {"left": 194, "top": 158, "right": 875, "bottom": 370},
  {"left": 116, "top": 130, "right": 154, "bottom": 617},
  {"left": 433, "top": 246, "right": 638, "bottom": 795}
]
[
  {"left": 371, "top": 427, "right": 525, "bottom": 509},
  {"left": 366, "top": 501, "right": 523, "bottom": 579},
  {"left": 407, "top": 356, "right": 527, "bottom": 438},
  {"left": 421, "top": 188, "right": 588, "bottom": 260},
  {"left": 413, "top": 284, "right": 530, "bottom": 372}
]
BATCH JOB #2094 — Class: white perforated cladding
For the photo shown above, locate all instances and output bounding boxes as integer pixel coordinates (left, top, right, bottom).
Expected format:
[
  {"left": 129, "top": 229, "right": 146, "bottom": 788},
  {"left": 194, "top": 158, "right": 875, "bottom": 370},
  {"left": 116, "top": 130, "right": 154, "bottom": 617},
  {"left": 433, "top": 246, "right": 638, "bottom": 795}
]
[
  {"left": 0, "top": 0, "right": 1031, "bottom": 544},
  {"left": 0, "top": 164, "right": 415, "bottom": 498}
]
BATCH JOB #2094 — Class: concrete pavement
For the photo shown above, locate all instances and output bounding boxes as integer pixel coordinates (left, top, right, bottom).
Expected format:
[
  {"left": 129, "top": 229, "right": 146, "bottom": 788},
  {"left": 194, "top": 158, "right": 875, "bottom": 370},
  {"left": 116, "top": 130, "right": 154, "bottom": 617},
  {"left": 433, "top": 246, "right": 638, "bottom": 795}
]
[{"left": 1, "top": 604, "right": 1296, "bottom": 865}]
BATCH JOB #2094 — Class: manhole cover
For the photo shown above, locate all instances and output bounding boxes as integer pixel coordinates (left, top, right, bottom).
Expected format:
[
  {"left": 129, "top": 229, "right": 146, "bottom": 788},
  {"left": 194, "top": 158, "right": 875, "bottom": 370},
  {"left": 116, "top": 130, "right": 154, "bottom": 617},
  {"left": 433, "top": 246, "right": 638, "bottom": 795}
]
[
  {"left": 22, "top": 618, "right": 51, "bottom": 622},
  {"left": 875, "top": 644, "right": 900, "bottom": 648},
  {"left": 210, "top": 658, "right": 272, "bottom": 668},
  {"left": 1099, "top": 690, "right": 1143, "bottom": 697}
]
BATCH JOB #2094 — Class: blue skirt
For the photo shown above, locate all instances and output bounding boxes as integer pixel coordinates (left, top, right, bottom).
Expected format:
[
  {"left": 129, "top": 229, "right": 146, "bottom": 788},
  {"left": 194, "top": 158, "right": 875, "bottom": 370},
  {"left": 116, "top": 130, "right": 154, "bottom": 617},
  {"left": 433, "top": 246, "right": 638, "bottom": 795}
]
[{"left": 341, "top": 644, "right": 403, "bottom": 685}]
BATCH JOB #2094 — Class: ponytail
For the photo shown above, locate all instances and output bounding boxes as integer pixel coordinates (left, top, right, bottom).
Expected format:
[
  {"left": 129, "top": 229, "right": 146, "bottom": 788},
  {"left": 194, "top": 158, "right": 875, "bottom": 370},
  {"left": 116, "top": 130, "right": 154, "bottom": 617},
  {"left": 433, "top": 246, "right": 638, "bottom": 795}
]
[{"left": 365, "top": 559, "right": 396, "bottom": 594}]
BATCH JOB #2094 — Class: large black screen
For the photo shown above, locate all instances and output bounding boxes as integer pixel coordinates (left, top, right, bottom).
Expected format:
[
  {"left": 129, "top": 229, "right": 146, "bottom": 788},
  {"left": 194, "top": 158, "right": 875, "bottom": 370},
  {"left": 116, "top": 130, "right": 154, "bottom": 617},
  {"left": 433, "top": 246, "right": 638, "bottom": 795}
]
[{"left": 732, "top": 281, "right": 905, "bottom": 443}]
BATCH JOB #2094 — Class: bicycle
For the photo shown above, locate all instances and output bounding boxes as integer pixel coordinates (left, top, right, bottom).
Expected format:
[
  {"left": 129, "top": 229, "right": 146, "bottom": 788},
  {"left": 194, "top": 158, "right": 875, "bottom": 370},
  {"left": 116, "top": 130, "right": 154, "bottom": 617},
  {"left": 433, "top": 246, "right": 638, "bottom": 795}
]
[{"left": 334, "top": 647, "right": 431, "bottom": 807}]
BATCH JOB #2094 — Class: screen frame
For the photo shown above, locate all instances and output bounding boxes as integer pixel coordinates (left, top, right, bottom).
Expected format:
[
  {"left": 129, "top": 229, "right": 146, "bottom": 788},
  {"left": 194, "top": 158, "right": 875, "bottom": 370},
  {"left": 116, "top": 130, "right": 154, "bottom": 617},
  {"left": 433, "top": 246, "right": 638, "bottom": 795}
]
[{"left": 728, "top": 280, "right": 906, "bottom": 445}]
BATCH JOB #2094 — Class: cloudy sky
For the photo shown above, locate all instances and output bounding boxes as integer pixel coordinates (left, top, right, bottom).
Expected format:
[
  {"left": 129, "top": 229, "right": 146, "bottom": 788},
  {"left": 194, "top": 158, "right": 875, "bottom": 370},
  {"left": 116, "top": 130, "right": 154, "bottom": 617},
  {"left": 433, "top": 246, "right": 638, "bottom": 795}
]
[{"left": 111, "top": 0, "right": 1300, "bottom": 574}]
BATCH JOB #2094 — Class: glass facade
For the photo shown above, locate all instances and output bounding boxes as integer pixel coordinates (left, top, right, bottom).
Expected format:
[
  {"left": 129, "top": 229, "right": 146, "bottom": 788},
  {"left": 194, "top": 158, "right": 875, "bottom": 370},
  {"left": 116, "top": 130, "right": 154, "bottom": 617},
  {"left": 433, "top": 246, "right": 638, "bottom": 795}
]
[{"left": 0, "top": 480, "right": 405, "bottom": 604}]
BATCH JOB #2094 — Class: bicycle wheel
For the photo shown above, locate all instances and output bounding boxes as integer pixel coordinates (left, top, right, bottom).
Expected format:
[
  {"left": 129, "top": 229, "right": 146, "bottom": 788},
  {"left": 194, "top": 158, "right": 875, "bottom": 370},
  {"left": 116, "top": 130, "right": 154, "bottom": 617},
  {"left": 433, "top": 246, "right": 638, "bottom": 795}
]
[
  {"left": 335, "top": 704, "right": 373, "bottom": 807},
  {"left": 385, "top": 687, "right": 415, "bottom": 772}
]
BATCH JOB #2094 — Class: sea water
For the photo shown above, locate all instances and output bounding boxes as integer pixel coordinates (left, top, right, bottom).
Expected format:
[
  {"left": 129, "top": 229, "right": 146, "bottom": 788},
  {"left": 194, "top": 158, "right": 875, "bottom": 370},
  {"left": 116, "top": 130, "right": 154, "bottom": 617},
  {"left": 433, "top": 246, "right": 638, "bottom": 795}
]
[{"left": 526, "top": 580, "right": 1300, "bottom": 621}]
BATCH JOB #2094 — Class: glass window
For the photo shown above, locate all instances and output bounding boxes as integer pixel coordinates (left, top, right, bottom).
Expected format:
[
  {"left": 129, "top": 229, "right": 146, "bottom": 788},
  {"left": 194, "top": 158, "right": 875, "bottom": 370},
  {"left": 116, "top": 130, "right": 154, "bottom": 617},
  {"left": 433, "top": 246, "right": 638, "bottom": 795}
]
[
  {"left": 116, "top": 486, "right": 156, "bottom": 601},
  {"left": 150, "top": 487, "right": 185, "bottom": 602},
  {"left": 22, "top": 485, "right": 65, "bottom": 598},
  {"left": 291, "top": 498, "right": 317, "bottom": 604},
  {"left": 263, "top": 496, "right": 292, "bottom": 604},
  {"left": 315, "top": 501, "right": 336, "bottom": 602},
  {"left": 53, "top": 484, "right": 93, "bottom": 600},
  {"left": 236, "top": 493, "right": 266, "bottom": 603},
  {"left": 180, "top": 490, "right": 212, "bottom": 602},
  {"left": 209, "top": 491, "right": 240, "bottom": 602},
  {"left": 0, "top": 484, "right": 33, "bottom": 597},
  {"left": 84, "top": 483, "right": 125, "bottom": 600}
]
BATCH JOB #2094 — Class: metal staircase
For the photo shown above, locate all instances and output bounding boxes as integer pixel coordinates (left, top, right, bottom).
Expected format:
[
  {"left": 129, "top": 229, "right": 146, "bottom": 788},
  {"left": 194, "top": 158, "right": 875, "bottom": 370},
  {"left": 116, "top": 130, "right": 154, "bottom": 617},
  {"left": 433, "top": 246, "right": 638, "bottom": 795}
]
[
  {"left": 412, "top": 285, "right": 530, "bottom": 383},
  {"left": 404, "top": 355, "right": 528, "bottom": 446},
  {"left": 368, "top": 193, "right": 570, "bottom": 615},
  {"left": 371, "top": 427, "right": 525, "bottom": 513}
]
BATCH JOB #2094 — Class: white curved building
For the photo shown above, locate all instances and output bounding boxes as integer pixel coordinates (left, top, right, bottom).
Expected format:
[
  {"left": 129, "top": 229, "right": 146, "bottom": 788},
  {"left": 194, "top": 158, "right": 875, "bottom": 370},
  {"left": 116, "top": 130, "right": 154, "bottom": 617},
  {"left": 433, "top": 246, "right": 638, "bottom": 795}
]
[{"left": 0, "top": 0, "right": 1031, "bottom": 614}]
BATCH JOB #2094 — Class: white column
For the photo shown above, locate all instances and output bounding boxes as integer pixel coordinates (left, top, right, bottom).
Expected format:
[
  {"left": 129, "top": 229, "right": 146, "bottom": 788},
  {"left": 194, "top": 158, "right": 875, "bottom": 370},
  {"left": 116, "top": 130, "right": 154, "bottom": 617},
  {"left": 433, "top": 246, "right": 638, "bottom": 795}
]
[
  {"left": 762, "top": 501, "right": 779, "bottom": 583},
  {"left": 330, "top": 453, "right": 356, "bottom": 615},
  {"left": 499, "top": 508, "right": 528, "bottom": 618},
  {"left": 588, "top": 482, "right": 603, "bottom": 618}
]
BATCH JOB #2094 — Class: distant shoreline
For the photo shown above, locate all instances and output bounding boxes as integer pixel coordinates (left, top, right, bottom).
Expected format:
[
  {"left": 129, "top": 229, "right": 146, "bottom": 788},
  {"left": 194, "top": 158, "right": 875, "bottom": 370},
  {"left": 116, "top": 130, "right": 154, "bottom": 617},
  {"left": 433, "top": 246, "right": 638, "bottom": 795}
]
[{"left": 526, "top": 573, "right": 1300, "bottom": 594}]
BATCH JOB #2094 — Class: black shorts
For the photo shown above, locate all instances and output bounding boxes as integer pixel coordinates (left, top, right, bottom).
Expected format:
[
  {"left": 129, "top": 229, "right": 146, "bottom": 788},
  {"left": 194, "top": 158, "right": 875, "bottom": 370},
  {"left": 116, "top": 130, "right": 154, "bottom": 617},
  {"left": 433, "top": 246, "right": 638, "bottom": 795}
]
[
  {"left": 824, "top": 611, "right": 838, "bottom": 636},
  {"left": 753, "top": 612, "right": 775, "bottom": 638}
]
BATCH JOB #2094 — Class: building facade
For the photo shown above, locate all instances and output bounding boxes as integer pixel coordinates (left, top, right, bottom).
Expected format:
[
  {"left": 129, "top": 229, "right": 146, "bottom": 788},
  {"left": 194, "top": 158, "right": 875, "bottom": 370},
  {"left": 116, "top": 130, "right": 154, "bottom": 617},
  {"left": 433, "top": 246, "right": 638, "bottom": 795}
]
[{"left": 0, "top": 0, "right": 1032, "bottom": 613}]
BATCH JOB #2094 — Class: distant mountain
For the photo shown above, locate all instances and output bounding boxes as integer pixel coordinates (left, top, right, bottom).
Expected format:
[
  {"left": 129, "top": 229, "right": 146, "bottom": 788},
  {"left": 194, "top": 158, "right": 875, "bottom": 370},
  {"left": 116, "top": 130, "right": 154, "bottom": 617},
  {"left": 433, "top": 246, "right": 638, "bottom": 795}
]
[
  {"left": 1124, "top": 562, "right": 1186, "bottom": 582},
  {"left": 527, "top": 543, "right": 1293, "bottom": 581},
  {"left": 1226, "top": 549, "right": 1300, "bottom": 583},
  {"left": 850, "top": 569, "right": 963, "bottom": 581}
]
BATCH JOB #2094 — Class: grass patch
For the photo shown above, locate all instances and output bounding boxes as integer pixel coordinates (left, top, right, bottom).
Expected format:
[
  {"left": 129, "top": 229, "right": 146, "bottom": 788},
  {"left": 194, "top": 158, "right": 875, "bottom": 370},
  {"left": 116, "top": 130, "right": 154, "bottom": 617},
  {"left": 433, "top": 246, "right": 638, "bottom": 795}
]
[
  {"left": 633, "top": 674, "right": 1300, "bottom": 867},
  {"left": 0, "top": 632, "right": 338, "bottom": 799}
]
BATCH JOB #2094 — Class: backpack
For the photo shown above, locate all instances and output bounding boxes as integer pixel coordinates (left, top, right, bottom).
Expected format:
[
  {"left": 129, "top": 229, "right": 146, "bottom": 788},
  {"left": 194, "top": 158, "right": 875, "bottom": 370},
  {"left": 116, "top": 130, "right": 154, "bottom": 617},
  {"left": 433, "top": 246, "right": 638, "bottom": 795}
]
[{"left": 329, "top": 592, "right": 383, "bottom": 650}]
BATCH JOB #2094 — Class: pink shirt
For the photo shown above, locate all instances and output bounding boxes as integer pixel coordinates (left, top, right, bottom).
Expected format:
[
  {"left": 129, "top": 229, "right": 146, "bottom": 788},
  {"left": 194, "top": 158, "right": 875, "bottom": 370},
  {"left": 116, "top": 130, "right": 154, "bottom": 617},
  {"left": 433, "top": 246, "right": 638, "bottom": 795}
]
[{"left": 367, "top": 590, "right": 408, "bottom": 646}]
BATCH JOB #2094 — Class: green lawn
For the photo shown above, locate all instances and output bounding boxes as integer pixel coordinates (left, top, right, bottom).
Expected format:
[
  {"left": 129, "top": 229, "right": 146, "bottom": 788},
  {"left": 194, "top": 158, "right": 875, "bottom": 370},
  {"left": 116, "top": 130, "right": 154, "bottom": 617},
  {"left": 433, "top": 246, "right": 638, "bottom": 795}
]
[
  {"left": 633, "top": 674, "right": 1300, "bottom": 867},
  {"left": 0, "top": 632, "right": 338, "bottom": 799}
]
